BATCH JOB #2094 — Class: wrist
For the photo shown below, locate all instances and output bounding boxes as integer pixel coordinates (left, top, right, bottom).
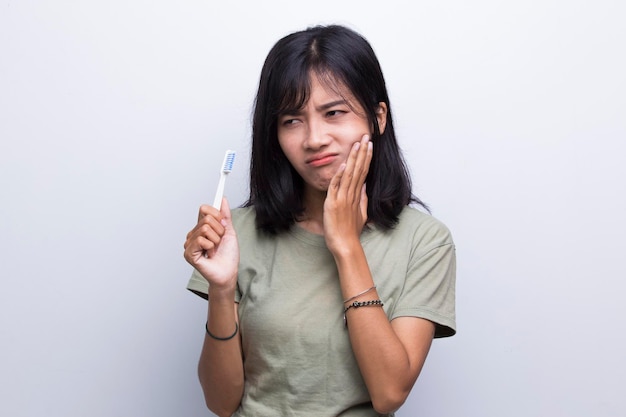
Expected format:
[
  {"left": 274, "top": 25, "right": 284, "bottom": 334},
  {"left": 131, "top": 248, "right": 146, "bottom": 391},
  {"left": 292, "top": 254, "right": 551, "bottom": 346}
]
[
  {"left": 208, "top": 282, "right": 237, "bottom": 302},
  {"left": 328, "top": 237, "right": 362, "bottom": 260}
]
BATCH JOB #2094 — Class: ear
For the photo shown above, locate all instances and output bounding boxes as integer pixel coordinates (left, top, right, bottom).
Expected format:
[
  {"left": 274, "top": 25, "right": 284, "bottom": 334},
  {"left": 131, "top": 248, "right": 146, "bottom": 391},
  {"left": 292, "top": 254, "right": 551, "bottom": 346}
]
[{"left": 376, "top": 102, "right": 388, "bottom": 135}]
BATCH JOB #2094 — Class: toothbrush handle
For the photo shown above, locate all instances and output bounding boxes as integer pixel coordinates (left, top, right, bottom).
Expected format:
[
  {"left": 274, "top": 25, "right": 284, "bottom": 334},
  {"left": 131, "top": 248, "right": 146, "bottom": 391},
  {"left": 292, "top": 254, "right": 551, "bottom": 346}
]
[{"left": 213, "top": 173, "right": 227, "bottom": 209}]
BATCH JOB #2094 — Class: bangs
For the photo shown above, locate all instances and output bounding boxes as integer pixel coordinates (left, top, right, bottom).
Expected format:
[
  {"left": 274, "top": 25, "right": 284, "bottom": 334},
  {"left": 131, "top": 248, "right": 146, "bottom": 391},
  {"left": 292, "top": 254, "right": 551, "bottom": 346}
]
[
  {"left": 274, "top": 67, "right": 355, "bottom": 116},
  {"left": 275, "top": 71, "right": 310, "bottom": 116}
]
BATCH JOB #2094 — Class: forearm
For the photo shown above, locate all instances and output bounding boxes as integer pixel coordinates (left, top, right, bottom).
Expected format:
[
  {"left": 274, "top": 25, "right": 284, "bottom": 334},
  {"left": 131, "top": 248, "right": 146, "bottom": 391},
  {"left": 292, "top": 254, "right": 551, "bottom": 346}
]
[
  {"left": 198, "top": 286, "right": 244, "bottom": 417},
  {"left": 334, "top": 243, "right": 430, "bottom": 414}
]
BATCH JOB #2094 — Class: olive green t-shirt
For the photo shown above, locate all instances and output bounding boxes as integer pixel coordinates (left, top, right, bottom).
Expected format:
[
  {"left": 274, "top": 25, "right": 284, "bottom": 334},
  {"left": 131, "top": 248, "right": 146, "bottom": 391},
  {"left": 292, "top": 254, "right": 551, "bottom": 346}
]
[{"left": 187, "top": 206, "right": 456, "bottom": 416}]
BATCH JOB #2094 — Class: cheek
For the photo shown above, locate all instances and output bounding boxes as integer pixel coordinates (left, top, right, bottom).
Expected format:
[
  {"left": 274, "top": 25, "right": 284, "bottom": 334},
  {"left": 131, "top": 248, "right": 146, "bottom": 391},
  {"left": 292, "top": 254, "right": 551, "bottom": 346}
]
[
  {"left": 338, "top": 125, "right": 371, "bottom": 147},
  {"left": 277, "top": 133, "right": 289, "bottom": 154},
  {"left": 341, "top": 116, "right": 372, "bottom": 137},
  {"left": 277, "top": 137, "right": 299, "bottom": 166}
]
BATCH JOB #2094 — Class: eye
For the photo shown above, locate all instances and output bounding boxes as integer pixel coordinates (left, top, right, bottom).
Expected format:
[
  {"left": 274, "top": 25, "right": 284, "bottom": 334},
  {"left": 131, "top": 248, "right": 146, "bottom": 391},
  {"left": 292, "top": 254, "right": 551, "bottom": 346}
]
[
  {"left": 326, "top": 109, "right": 346, "bottom": 118},
  {"left": 280, "top": 117, "right": 300, "bottom": 126}
]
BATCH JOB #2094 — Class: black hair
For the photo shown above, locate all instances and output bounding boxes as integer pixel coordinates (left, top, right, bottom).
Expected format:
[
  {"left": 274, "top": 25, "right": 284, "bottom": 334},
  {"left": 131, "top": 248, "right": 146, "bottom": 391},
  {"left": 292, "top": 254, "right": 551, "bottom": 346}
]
[{"left": 245, "top": 24, "right": 427, "bottom": 234}]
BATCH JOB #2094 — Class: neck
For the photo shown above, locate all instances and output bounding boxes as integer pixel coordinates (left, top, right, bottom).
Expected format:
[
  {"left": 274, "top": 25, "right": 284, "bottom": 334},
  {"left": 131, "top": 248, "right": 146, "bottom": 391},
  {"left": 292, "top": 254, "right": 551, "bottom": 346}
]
[{"left": 297, "top": 187, "right": 326, "bottom": 235}]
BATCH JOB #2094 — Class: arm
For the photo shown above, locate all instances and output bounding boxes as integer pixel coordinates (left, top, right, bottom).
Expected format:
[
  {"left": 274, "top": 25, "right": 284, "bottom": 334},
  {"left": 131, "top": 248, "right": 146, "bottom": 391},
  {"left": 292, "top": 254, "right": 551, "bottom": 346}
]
[
  {"left": 335, "top": 246, "right": 434, "bottom": 414},
  {"left": 184, "top": 199, "right": 244, "bottom": 416},
  {"left": 198, "top": 292, "right": 243, "bottom": 416},
  {"left": 324, "top": 135, "right": 435, "bottom": 414}
]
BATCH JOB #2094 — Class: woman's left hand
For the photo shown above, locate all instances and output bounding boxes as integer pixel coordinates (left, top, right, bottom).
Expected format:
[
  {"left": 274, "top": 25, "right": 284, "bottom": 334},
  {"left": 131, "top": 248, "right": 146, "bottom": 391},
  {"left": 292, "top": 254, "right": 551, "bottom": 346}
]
[{"left": 323, "top": 134, "right": 373, "bottom": 255}]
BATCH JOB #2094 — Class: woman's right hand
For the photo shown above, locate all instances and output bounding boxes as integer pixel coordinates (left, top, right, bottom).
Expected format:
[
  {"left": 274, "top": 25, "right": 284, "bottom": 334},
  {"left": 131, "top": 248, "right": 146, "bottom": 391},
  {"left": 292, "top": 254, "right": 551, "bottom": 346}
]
[{"left": 183, "top": 198, "right": 239, "bottom": 290}]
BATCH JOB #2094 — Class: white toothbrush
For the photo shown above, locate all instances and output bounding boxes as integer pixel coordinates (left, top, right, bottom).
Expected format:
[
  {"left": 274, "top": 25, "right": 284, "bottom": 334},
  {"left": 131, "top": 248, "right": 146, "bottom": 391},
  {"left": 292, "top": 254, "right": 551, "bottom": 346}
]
[{"left": 213, "top": 150, "right": 236, "bottom": 209}]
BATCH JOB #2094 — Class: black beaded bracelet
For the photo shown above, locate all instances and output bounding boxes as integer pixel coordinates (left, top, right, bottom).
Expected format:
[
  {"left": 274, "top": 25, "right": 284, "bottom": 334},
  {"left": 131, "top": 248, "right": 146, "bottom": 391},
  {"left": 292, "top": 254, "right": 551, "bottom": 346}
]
[
  {"left": 343, "top": 299, "right": 384, "bottom": 327},
  {"left": 205, "top": 322, "right": 239, "bottom": 341}
]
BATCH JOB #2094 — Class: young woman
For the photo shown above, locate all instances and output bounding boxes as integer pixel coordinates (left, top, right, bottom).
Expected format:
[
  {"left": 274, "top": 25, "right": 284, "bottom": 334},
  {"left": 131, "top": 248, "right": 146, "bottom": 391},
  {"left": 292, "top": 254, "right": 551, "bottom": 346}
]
[{"left": 184, "top": 24, "right": 456, "bottom": 417}]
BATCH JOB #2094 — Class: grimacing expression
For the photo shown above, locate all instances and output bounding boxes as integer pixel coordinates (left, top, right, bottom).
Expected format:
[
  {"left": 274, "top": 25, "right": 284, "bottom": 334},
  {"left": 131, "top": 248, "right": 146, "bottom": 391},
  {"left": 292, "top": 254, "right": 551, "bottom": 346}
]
[{"left": 277, "top": 74, "right": 387, "bottom": 193}]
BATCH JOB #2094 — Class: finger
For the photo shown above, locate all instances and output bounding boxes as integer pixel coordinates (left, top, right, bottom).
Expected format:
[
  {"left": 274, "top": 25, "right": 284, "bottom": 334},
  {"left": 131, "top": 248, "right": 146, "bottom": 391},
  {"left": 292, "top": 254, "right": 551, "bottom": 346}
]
[
  {"left": 198, "top": 223, "right": 224, "bottom": 246},
  {"left": 359, "top": 139, "right": 373, "bottom": 184},
  {"left": 337, "top": 141, "right": 360, "bottom": 199},
  {"left": 198, "top": 204, "right": 222, "bottom": 223},
  {"left": 185, "top": 215, "right": 225, "bottom": 257},
  {"left": 184, "top": 234, "right": 216, "bottom": 263},
  {"left": 359, "top": 183, "right": 369, "bottom": 222},
  {"left": 328, "top": 162, "right": 346, "bottom": 199},
  {"left": 193, "top": 213, "right": 225, "bottom": 237},
  {"left": 347, "top": 135, "right": 371, "bottom": 199}
]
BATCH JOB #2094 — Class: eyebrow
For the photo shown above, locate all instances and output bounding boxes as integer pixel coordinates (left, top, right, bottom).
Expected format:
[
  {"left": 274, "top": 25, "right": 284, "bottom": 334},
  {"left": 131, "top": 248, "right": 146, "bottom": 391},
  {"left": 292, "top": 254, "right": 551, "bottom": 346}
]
[
  {"left": 316, "top": 99, "right": 348, "bottom": 111},
  {"left": 316, "top": 100, "right": 349, "bottom": 112},
  {"left": 279, "top": 99, "right": 349, "bottom": 117}
]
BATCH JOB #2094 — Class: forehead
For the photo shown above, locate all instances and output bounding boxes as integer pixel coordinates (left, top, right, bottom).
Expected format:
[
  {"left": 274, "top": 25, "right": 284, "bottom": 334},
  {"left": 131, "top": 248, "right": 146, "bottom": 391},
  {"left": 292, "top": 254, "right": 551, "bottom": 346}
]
[
  {"left": 310, "top": 71, "right": 350, "bottom": 97},
  {"left": 278, "top": 70, "right": 357, "bottom": 114}
]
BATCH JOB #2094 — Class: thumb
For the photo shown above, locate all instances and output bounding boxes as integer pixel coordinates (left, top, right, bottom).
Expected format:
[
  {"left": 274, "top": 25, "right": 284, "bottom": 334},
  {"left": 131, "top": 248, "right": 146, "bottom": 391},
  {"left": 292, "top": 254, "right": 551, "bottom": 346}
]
[{"left": 220, "top": 197, "right": 234, "bottom": 226}]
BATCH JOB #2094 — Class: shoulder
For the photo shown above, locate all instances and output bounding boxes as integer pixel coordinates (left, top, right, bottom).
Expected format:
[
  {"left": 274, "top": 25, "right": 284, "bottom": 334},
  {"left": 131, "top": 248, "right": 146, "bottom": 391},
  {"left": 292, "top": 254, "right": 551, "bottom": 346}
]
[
  {"left": 231, "top": 206, "right": 256, "bottom": 231},
  {"left": 392, "top": 207, "right": 455, "bottom": 260},
  {"left": 364, "top": 206, "right": 454, "bottom": 260},
  {"left": 231, "top": 206, "right": 277, "bottom": 245},
  {"left": 398, "top": 206, "right": 453, "bottom": 243}
]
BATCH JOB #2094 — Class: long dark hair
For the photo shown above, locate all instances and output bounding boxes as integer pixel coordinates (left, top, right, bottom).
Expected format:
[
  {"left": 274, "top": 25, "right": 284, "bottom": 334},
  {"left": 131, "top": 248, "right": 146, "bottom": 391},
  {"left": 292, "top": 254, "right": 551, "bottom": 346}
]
[{"left": 245, "top": 24, "right": 426, "bottom": 234}]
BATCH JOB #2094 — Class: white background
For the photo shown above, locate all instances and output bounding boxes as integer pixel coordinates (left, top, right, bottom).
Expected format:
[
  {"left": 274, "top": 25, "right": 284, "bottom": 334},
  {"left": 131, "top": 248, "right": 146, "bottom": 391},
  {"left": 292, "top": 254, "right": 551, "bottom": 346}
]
[{"left": 1, "top": 1, "right": 625, "bottom": 416}]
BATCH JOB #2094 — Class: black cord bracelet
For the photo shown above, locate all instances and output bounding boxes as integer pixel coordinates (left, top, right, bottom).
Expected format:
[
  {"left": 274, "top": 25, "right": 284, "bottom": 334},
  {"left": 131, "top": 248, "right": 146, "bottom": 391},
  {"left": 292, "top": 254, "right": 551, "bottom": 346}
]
[
  {"left": 344, "top": 299, "right": 384, "bottom": 313},
  {"left": 343, "top": 299, "right": 384, "bottom": 327},
  {"left": 205, "top": 322, "right": 239, "bottom": 341}
]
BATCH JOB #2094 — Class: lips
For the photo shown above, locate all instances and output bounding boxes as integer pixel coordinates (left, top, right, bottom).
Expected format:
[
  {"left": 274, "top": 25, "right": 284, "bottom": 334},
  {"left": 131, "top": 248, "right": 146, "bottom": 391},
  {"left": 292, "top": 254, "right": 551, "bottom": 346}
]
[{"left": 306, "top": 153, "right": 338, "bottom": 167}]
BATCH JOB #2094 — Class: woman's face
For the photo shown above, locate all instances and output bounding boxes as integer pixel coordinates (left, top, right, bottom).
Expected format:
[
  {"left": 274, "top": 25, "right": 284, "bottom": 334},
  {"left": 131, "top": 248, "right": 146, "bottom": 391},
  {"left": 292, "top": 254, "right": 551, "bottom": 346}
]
[{"left": 277, "top": 74, "right": 387, "bottom": 193}]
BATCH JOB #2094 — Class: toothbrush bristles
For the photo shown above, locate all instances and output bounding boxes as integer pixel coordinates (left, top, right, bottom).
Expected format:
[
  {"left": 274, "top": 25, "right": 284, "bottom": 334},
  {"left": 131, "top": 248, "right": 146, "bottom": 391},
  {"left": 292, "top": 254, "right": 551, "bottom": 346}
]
[{"left": 223, "top": 151, "right": 236, "bottom": 173}]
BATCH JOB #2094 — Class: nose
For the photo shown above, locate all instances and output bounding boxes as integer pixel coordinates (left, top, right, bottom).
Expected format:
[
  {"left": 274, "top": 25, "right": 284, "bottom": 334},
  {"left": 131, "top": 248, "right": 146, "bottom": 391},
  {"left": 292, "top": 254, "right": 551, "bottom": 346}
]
[{"left": 304, "top": 120, "right": 331, "bottom": 150}]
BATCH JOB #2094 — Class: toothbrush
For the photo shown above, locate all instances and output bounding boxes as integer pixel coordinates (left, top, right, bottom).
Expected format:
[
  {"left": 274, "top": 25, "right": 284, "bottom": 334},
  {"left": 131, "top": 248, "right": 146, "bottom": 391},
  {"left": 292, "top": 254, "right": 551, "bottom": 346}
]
[{"left": 213, "top": 150, "right": 236, "bottom": 209}]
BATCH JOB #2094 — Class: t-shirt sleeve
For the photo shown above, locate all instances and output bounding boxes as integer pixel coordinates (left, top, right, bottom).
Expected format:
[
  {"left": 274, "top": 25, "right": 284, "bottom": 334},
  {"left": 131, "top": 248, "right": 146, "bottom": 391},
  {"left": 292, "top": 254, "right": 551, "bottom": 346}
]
[
  {"left": 186, "top": 268, "right": 242, "bottom": 303},
  {"left": 390, "top": 222, "right": 457, "bottom": 338},
  {"left": 186, "top": 268, "right": 209, "bottom": 300}
]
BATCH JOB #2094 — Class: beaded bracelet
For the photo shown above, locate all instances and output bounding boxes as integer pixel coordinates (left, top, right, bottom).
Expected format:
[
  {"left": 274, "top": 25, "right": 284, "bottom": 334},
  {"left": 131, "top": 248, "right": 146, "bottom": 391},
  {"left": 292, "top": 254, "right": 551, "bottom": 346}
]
[
  {"left": 205, "top": 322, "right": 239, "bottom": 341},
  {"left": 343, "top": 299, "right": 384, "bottom": 327}
]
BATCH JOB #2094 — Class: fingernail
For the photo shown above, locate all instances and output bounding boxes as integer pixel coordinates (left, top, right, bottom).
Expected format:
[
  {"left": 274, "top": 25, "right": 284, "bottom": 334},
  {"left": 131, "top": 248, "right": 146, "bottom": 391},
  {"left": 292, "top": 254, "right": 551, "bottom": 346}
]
[
  {"left": 368, "top": 141, "right": 373, "bottom": 151},
  {"left": 354, "top": 142, "right": 361, "bottom": 151}
]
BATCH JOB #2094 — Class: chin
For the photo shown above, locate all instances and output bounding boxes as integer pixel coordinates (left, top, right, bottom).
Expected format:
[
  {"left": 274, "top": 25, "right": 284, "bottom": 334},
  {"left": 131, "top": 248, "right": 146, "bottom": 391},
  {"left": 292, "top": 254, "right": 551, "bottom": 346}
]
[
  {"left": 321, "top": 178, "right": 333, "bottom": 190},
  {"left": 308, "top": 181, "right": 331, "bottom": 194}
]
